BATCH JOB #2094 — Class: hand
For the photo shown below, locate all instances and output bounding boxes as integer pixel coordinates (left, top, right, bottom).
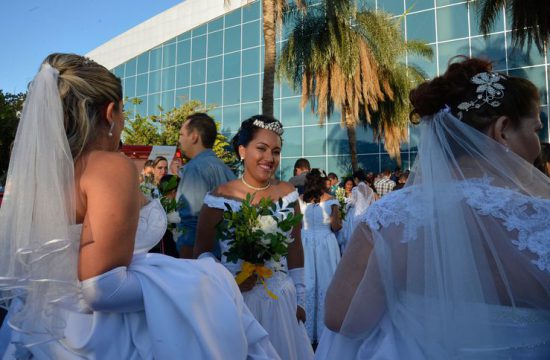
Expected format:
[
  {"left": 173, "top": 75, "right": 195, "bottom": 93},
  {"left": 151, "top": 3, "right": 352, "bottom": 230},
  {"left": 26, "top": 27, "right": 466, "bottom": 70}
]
[
  {"left": 238, "top": 273, "right": 258, "bottom": 293},
  {"left": 296, "top": 305, "right": 306, "bottom": 323}
]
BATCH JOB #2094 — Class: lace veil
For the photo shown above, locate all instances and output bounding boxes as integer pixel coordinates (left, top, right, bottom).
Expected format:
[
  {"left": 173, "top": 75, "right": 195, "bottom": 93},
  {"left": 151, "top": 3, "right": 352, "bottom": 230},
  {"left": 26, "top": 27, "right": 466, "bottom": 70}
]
[
  {"left": 338, "top": 108, "right": 550, "bottom": 357},
  {"left": 0, "top": 64, "right": 78, "bottom": 342}
]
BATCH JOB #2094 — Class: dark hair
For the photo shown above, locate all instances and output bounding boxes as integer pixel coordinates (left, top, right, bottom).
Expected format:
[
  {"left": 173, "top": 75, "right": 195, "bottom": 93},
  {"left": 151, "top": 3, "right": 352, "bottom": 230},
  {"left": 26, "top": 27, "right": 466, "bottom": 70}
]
[
  {"left": 303, "top": 169, "right": 326, "bottom": 203},
  {"left": 352, "top": 169, "right": 367, "bottom": 182},
  {"left": 327, "top": 172, "right": 338, "bottom": 180},
  {"left": 144, "top": 160, "right": 154, "bottom": 168},
  {"left": 185, "top": 112, "right": 217, "bottom": 148},
  {"left": 410, "top": 56, "right": 540, "bottom": 132},
  {"left": 231, "top": 115, "right": 283, "bottom": 160},
  {"left": 152, "top": 156, "right": 168, "bottom": 168},
  {"left": 534, "top": 142, "right": 550, "bottom": 176},
  {"left": 343, "top": 177, "right": 355, "bottom": 187},
  {"left": 294, "top": 158, "right": 311, "bottom": 171}
]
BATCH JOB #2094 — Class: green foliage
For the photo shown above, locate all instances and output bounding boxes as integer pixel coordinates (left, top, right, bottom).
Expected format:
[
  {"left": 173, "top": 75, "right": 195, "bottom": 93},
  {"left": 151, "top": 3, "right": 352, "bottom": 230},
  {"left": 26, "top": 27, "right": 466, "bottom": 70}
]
[
  {"left": 123, "top": 97, "right": 238, "bottom": 169},
  {"left": 0, "top": 91, "right": 25, "bottom": 185}
]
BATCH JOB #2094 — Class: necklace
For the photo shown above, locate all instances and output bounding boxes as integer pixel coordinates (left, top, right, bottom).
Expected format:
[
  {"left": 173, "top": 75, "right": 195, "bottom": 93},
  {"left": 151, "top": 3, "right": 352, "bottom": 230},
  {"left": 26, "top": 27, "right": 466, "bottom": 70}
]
[{"left": 241, "top": 176, "right": 271, "bottom": 191}]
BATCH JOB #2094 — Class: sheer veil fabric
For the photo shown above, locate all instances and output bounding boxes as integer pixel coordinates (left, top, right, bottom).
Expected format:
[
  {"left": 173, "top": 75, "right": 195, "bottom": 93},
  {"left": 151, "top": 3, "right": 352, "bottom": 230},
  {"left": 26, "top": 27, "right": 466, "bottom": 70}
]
[
  {"left": 325, "top": 109, "right": 550, "bottom": 358},
  {"left": 0, "top": 64, "right": 79, "bottom": 342}
]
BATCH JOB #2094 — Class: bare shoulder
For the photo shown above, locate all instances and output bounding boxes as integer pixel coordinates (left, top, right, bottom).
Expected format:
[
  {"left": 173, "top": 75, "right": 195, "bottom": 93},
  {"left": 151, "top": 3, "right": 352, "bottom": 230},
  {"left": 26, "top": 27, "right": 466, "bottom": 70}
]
[
  {"left": 212, "top": 179, "right": 241, "bottom": 198},
  {"left": 80, "top": 151, "right": 138, "bottom": 188},
  {"left": 274, "top": 180, "right": 296, "bottom": 195}
]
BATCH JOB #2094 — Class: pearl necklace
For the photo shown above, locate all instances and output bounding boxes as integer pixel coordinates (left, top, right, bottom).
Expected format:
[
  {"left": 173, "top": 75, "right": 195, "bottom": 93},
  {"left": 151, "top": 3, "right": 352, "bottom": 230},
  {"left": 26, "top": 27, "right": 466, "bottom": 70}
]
[{"left": 241, "top": 176, "right": 271, "bottom": 191}]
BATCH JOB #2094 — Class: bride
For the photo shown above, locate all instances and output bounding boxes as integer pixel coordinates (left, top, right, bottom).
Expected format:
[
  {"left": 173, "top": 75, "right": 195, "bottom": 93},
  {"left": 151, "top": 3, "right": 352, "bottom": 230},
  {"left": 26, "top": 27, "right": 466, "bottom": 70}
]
[
  {"left": 195, "top": 115, "right": 314, "bottom": 360},
  {"left": 0, "top": 53, "right": 279, "bottom": 359},
  {"left": 316, "top": 57, "right": 550, "bottom": 359}
]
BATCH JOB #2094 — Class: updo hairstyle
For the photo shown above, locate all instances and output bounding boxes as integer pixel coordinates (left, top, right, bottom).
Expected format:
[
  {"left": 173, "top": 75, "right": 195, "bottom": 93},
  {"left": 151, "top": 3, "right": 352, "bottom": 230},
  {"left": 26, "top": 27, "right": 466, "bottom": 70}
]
[
  {"left": 231, "top": 115, "right": 283, "bottom": 160},
  {"left": 303, "top": 168, "right": 327, "bottom": 203},
  {"left": 410, "top": 56, "right": 539, "bottom": 132},
  {"left": 44, "top": 53, "right": 123, "bottom": 160}
]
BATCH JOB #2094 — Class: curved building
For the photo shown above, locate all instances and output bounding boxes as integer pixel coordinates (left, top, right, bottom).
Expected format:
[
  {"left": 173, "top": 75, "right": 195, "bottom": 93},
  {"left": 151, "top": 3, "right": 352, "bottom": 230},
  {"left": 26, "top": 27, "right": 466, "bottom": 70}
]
[{"left": 88, "top": 0, "right": 550, "bottom": 179}]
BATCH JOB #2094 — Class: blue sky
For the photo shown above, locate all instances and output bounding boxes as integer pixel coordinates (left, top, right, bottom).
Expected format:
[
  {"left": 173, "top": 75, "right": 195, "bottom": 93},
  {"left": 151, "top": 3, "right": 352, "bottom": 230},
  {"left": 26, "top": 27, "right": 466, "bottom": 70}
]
[{"left": 1, "top": 0, "right": 183, "bottom": 94}]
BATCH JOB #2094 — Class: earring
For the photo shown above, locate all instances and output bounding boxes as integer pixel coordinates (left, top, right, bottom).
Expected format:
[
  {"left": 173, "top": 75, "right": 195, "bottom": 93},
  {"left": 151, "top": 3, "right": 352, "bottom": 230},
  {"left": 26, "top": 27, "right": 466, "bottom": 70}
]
[{"left": 108, "top": 122, "right": 115, "bottom": 137}]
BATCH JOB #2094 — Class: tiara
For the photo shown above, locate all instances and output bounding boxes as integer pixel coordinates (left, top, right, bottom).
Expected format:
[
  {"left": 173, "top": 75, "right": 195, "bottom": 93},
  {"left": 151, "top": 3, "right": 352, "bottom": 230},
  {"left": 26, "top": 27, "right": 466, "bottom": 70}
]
[
  {"left": 252, "top": 119, "right": 284, "bottom": 136},
  {"left": 457, "top": 72, "right": 506, "bottom": 116}
]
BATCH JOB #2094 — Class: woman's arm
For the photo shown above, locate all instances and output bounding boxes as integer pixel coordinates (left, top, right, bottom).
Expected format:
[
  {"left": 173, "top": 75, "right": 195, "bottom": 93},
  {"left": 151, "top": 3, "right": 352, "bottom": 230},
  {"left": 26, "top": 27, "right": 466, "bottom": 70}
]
[
  {"left": 78, "top": 152, "right": 140, "bottom": 281},
  {"left": 193, "top": 204, "right": 223, "bottom": 258},
  {"left": 330, "top": 203, "right": 343, "bottom": 232}
]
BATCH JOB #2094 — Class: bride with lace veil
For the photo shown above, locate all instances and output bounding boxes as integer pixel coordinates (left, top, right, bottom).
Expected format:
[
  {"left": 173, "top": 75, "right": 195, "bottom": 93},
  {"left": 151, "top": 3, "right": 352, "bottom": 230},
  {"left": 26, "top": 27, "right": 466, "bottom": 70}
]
[{"left": 315, "top": 56, "right": 550, "bottom": 359}]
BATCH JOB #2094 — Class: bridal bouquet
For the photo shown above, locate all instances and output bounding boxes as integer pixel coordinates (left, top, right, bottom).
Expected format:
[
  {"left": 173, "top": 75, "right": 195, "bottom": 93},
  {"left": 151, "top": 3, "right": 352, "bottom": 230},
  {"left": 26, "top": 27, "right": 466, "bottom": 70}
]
[
  {"left": 158, "top": 176, "right": 184, "bottom": 238},
  {"left": 217, "top": 193, "right": 302, "bottom": 299},
  {"left": 335, "top": 187, "right": 348, "bottom": 221}
]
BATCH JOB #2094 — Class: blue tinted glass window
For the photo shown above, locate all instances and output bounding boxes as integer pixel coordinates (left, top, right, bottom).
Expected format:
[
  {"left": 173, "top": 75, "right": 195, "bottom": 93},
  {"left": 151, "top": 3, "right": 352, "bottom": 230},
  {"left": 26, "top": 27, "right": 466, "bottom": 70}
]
[
  {"left": 303, "top": 100, "right": 320, "bottom": 126},
  {"left": 404, "top": 0, "right": 433, "bottom": 11},
  {"left": 113, "top": 65, "right": 124, "bottom": 78},
  {"left": 282, "top": 82, "right": 299, "bottom": 97},
  {"left": 209, "top": 107, "right": 223, "bottom": 123},
  {"left": 471, "top": 33, "right": 506, "bottom": 70},
  {"left": 177, "top": 31, "right": 191, "bottom": 41},
  {"left": 162, "top": 91, "right": 175, "bottom": 112},
  {"left": 225, "top": 9, "right": 242, "bottom": 28},
  {"left": 242, "top": 75, "right": 260, "bottom": 103},
  {"left": 149, "top": 47, "right": 162, "bottom": 71},
  {"left": 379, "top": 153, "right": 399, "bottom": 172},
  {"left": 282, "top": 126, "right": 302, "bottom": 157},
  {"left": 176, "top": 88, "right": 190, "bottom": 106},
  {"left": 176, "top": 63, "right": 190, "bottom": 88},
  {"left": 243, "top": 1, "right": 261, "bottom": 22},
  {"left": 207, "top": 56, "right": 223, "bottom": 82},
  {"left": 163, "top": 43, "right": 176, "bottom": 68},
  {"left": 242, "top": 21, "right": 260, "bottom": 49},
  {"left": 177, "top": 40, "right": 191, "bottom": 64},
  {"left": 436, "top": 0, "right": 462, "bottom": 5},
  {"left": 358, "top": 154, "right": 381, "bottom": 173},
  {"left": 192, "top": 24, "right": 207, "bottom": 37},
  {"left": 303, "top": 125, "right": 326, "bottom": 156},
  {"left": 241, "top": 102, "right": 260, "bottom": 118},
  {"left": 438, "top": 39, "right": 470, "bottom": 73},
  {"left": 470, "top": 6, "right": 504, "bottom": 36},
  {"left": 135, "top": 96, "right": 147, "bottom": 117},
  {"left": 148, "top": 93, "right": 161, "bottom": 115},
  {"left": 208, "top": 31, "right": 223, "bottom": 56},
  {"left": 224, "top": 52, "right": 241, "bottom": 79},
  {"left": 355, "top": 126, "right": 379, "bottom": 154},
  {"left": 149, "top": 70, "right": 161, "bottom": 93},
  {"left": 509, "top": 66, "right": 547, "bottom": 104},
  {"left": 279, "top": 158, "right": 298, "bottom": 182},
  {"left": 378, "top": 0, "right": 404, "bottom": 15},
  {"left": 436, "top": 4, "right": 468, "bottom": 41},
  {"left": 406, "top": 10, "right": 435, "bottom": 42},
  {"left": 125, "top": 58, "right": 137, "bottom": 77},
  {"left": 164, "top": 36, "right": 177, "bottom": 45},
  {"left": 209, "top": 17, "right": 224, "bottom": 32},
  {"left": 224, "top": 26, "right": 242, "bottom": 53},
  {"left": 206, "top": 81, "right": 223, "bottom": 106},
  {"left": 224, "top": 78, "right": 241, "bottom": 105},
  {"left": 222, "top": 105, "right": 241, "bottom": 132},
  {"left": 507, "top": 31, "right": 545, "bottom": 68},
  {"left": 408, "top": 44, "right": 437, "bottom": 79},
  {"left": 137, "top": 53, "right": 149, "bottom": 74},
  {"left": 191, "top": 60, "right": 206, "bottom": 85},
  {"left": 281, "top": 97, "right": 302, "bottom": 126},
  {"left": 327, "top": 156, "right": 351, "bottom": 178},
  {"left": 162, "top": 67, "right": 175, "bottom": 91},
  {"left": 136, "top": 74, "right": 148, "bottom": 96},
  {"left": 124, "top": 76, "right": 136, "bottom": 98},
  {"left": 190, "top": 85, "right": 205, "bottom": 103},
  {"left": 192, "top": 36, "right": 207, "bottom": 60},
  {"left": 242, "top": 47, "right": 260, "bottom": 75},
  {"left": 326, "top": 123, "right": 348, "bottom": 156}
]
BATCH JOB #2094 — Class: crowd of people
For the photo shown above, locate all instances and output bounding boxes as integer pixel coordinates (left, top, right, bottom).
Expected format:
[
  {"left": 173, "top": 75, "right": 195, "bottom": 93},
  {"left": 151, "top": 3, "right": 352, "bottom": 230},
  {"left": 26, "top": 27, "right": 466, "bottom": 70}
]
[{"left": 1, "top": 52, "right": 549, "bottom": 359}]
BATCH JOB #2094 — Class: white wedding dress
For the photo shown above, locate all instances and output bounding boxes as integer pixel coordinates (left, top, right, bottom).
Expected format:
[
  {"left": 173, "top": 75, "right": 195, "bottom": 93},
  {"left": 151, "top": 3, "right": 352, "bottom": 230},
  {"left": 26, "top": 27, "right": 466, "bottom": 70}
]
[
  {"left": 204, "top": 190, "right": 314, "bottom": 360},
  {"left": 1, "top": 199, "right": 279, "bottom": 360},
  {"left": 299, "top": 199, "right": 341, "bottom": 342},
  {"left": 340, "top": 183, "right": 375, "bottom": 252}
]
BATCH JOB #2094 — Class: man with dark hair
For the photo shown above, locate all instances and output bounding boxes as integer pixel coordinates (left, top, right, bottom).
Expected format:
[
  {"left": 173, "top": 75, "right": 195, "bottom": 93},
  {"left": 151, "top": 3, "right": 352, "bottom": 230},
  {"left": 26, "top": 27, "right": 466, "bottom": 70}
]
[
  {"left": 374, "top": 168, "right": 396, "bottom": 197},
  {"left": 288, "top": 158, "right": 311, "bottom": 195},
  {"left": 176, "top": 113, "right": 235, "bottom": 258},
  {"left": 327, "top": 172, "right": 339, "bottom": 195}
]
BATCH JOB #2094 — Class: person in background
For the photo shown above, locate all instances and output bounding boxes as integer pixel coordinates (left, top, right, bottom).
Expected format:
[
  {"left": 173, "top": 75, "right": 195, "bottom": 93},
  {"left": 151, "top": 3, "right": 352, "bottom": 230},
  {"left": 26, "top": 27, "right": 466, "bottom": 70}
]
[
  {"left": 176, "top": 112, "right": 235, "bottom": 259},
  {"left": 327, "top": 172, "right": 340, "bottom": 195},
  {"left": 149, "top": 174, "right": 180, "bottom": 258},
  {"left": 342, "top": 177, "right": 355, "bottom": 198},
  {"left": 140, "top": 159, "right": 154, "bottom": 183},
  {"left": 152, "top": 156, "right": 168, "bottom": 186},
  {"left": 374, "top": 169, "right": 396, "bottom": 197},
  {"left": 288, "top": 158, "right": 311, "bottom": 195},
  {"left": 169, "top": 157, "right": 182, "bottom": 176},
  {"left": 534, "top": 142, "right": 550, "bottom": 177}
]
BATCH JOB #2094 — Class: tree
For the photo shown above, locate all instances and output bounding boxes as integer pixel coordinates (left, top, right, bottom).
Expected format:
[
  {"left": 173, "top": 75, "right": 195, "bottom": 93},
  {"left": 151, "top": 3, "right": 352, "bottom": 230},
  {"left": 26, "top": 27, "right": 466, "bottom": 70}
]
[
  {"left": 123, "top": 98, "right": 238, "bottom": 169},
  {"left": 470, "top": 0, "right": 550, "bottom": 53},
  {"left": 226, "top": 0, "right": 305, "bottom": 116},
  {"left": 0, "top": 91, "right": 25, "bottom": 185},
  {"left": 277, "top": 0, "right": 432, "bottom": 171}
]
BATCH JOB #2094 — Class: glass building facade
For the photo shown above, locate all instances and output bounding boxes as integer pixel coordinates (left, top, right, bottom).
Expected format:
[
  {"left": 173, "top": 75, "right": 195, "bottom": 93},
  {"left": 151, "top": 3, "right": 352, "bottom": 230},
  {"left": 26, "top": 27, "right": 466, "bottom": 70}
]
[{"left": 112, "top": 0, "right": 550, "bottom": 179}]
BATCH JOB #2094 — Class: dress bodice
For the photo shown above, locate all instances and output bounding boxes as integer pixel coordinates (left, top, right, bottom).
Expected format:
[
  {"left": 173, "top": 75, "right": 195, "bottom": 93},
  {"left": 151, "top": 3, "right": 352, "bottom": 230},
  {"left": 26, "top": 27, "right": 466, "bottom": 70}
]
[
  {"left": 300, "top": 199, "right": 339, "bottom": 232},
  {"left": 71, "top": 199, "right": 166, "bottom": 255}
]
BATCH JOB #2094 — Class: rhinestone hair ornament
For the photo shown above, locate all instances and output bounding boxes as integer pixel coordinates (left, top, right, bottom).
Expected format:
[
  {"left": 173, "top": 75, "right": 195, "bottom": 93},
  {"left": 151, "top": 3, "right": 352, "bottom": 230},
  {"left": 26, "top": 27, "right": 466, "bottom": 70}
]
[
  {"left": 457, "top": 72, "right": 506, "bottom": 118},
  {"left": 252, "top": 118, "right": 284, "bottom": 136}
]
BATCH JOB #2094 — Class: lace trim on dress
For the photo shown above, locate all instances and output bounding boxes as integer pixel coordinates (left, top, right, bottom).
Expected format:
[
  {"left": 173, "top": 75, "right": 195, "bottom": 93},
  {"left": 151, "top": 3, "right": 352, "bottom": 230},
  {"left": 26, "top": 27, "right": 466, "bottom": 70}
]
[
  {"left": 203, "top": 190, "right": 300, "bottom": 211},
  {"left": 362, "top": 178, "right": 550, "bottom": 273}
]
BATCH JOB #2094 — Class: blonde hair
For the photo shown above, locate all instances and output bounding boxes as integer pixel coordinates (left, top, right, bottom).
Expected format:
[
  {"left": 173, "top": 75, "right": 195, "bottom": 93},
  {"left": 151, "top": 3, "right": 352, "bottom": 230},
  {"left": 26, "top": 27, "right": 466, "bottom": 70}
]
[{"left": 44, "top": 53, "right": 122, "bottom": 160}]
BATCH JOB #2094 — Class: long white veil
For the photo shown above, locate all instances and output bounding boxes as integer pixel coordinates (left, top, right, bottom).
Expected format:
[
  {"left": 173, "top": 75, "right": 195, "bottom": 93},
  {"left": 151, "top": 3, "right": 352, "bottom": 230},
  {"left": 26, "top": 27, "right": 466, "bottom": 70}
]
[
  {"left": 339, "top": 108, "right": 550, "bottom": 357},
  {"left": 0, "top": 64, "right": 78, "bottom": 342}
]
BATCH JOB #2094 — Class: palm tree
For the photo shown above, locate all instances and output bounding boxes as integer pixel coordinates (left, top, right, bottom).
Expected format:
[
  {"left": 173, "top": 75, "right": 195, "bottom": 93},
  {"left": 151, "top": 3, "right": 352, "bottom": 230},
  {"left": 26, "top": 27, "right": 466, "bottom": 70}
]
[
  {"left": 225, "top": 0, "right": 305, "bottom": 117},
  {"left": 277, "top": 0, "right": 432, "bottom": 171},
  {"left": 470, "top": 0, "right": 550, "bottom": 53}
]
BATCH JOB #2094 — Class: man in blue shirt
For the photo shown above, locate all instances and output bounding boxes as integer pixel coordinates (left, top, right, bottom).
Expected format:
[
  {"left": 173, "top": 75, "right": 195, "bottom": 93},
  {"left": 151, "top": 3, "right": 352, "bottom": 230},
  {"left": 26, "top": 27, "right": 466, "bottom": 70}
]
[{"left": 176, "top": 113, "right": 235, "bottom": 258}]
